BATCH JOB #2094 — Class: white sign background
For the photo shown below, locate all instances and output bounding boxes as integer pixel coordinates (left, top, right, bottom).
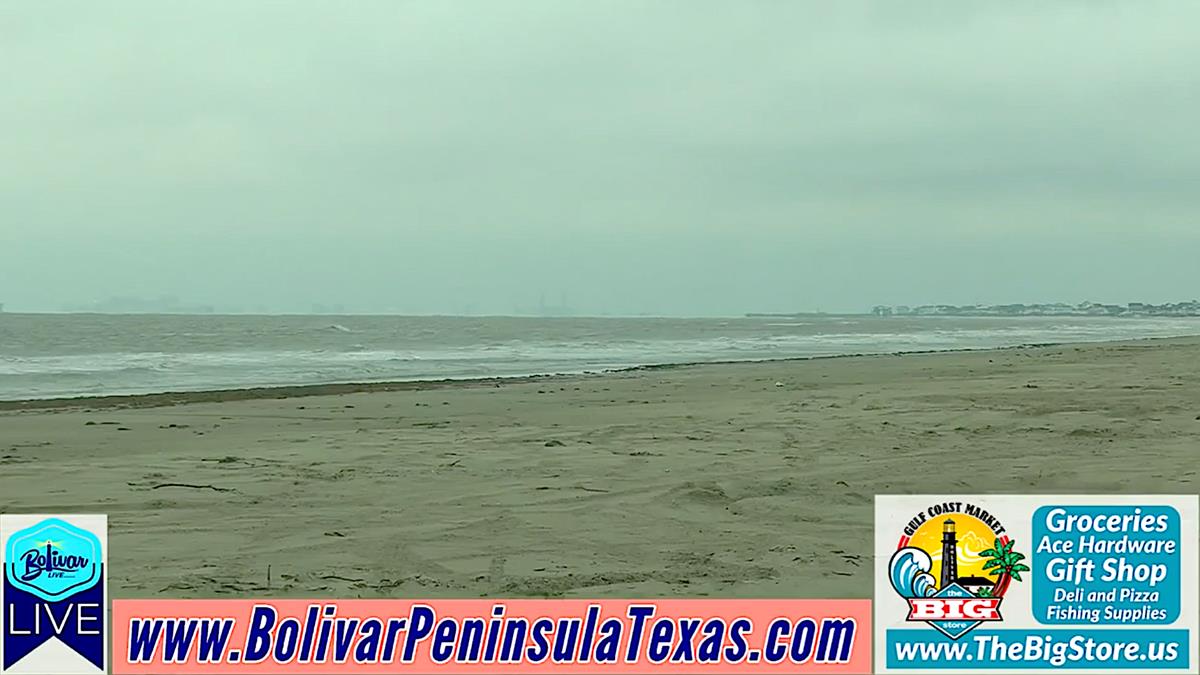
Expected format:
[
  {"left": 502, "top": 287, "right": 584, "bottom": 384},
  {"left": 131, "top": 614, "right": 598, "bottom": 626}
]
[{"left": 875, "top": 495, "right": 1198, "bottom": 675}]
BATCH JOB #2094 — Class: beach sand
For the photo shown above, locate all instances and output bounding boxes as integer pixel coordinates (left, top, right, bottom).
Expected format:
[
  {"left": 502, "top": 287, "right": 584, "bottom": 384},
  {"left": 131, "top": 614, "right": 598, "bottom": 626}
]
[{"left": 1, "top": 338, "right": 1197, "bottom": 599}]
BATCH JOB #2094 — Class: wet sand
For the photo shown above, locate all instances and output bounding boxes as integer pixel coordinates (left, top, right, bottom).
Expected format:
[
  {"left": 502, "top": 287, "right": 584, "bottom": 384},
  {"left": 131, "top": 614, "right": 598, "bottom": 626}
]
[{"left": 2, "top": 338, "right": 1197, "bottom": 599}]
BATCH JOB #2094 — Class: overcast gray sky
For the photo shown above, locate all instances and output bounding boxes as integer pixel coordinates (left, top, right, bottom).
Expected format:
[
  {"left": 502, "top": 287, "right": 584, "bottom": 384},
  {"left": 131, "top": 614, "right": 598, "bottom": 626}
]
[{"left": 2, "top": 1, "right": 1197, "bottom": 315}]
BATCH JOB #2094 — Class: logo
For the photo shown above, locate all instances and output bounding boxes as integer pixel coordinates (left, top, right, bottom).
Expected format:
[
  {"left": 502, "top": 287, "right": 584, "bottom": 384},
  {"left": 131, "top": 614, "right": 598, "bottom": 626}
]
[
  {"left": 4, "top": 518, "right": 101, "bottom": 601},
  {"left": 887, "top": 501, "right": 1027, "bottom": 640},
  {"left": 877, "top": 495, "right": 1198, "bottom": 674},
  {"left": 2, "top": 514, "right": 107, "bottom": 674}
]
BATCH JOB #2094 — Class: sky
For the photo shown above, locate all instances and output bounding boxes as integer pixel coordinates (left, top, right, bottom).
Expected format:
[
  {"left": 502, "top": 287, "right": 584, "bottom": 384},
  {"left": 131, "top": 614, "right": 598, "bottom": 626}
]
[{"left": 2, "top": 1, "right": 1198, "bottom": 315}]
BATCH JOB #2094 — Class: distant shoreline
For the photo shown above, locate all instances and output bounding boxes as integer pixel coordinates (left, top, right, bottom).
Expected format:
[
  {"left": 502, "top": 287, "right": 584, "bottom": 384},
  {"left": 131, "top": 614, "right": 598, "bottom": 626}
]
[
  {"left": 861, "top": 301, "right": 1200, "bottom": 318},
  {"left": 4, "top": 306, "right": 1199, "bottom": 318},
  {"left": 4, "top": 334, "right": 1195, "bottom": 412}
]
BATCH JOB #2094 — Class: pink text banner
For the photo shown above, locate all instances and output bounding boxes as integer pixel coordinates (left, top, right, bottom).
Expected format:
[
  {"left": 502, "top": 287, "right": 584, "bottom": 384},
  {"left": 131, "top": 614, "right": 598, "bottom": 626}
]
[{"left": 112, "top": 598, "right": 870, "bottom": 674}]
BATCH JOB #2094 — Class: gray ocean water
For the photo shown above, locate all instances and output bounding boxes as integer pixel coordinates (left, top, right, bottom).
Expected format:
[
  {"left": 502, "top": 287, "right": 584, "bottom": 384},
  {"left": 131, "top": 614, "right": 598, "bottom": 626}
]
[{"left": 2, "top": 313, "right": 1198, "bottom": 400}]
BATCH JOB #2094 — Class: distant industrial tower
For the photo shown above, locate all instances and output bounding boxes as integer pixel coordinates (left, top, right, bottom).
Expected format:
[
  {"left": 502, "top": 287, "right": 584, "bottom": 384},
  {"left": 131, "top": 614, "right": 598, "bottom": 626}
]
[{"left": 940, "top": 518, "right": 958, "bottom": 588}]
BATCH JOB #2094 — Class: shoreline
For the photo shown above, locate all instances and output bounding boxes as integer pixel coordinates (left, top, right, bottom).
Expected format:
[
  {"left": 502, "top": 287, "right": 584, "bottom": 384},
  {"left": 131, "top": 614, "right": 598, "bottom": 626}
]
[
  {"left": 3, "top": 334, "right": 1193, "bottom": 412},
  {"left": 4, "top": 332, "right": 1196, "bottom": 599}
]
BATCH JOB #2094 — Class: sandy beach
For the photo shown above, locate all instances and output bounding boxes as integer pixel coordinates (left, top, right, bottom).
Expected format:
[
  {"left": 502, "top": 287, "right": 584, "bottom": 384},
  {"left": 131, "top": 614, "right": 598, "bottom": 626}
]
[{"left": 2, "top": 338, "right": 1197, "bottom": 600}]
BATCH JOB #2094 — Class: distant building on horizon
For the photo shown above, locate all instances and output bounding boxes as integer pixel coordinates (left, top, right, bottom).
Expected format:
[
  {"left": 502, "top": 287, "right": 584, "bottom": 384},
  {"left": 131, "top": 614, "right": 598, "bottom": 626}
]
[
  {"left": 955, "top": 576, "right": 996, "bottom": 596},
  {"left": 870, "top": 300, "right": 1200, "bottom": 318}
]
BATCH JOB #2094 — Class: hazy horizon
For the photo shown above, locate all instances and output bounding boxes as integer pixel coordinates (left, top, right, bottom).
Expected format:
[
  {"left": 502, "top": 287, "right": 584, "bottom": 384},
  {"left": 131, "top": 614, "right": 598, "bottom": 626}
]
[
  {"left": 4, "top": 298, "right": 1200, "bottom": 318},
  {"left": 4, "top": 2, "right": 1198, "bottom": 315}
]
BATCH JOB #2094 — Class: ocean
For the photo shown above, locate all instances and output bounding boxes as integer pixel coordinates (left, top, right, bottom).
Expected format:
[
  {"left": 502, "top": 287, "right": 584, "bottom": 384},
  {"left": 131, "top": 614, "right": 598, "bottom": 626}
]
[{"left": 1, "top": 313, "right": 1198, "bottom": 400}]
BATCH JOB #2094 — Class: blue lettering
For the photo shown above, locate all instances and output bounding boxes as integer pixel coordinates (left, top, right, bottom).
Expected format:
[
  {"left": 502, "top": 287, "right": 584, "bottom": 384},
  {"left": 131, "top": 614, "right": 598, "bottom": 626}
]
[
  {"left": 402, "top": 605, "right": 435, "bottom": 661},
  {"left": 19, "top": 544, "right": 90, "bottom": 582},
  {"left": 243, "top": 606, "right": 277, "bottom": 663}
]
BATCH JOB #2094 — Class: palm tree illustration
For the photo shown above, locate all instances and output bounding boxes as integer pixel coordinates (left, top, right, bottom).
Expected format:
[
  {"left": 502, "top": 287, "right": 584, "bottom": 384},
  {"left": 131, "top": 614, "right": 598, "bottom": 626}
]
[{"left": 978, "top": 538, "right": 1029, "bottom": 598}]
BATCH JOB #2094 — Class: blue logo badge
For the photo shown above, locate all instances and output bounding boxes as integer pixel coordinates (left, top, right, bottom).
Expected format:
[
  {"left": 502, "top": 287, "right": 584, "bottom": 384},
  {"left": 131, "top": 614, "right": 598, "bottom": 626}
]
[
  {"left": 3, "top": 515, "right": 106, "bottom": 673},
  {"left": 4, "top": 518, "right": 101, "bottom": 603}
]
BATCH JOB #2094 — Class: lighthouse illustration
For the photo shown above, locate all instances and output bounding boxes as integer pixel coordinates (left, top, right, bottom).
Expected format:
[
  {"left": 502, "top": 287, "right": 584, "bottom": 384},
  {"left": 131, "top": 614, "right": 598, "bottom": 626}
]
[
  {"left": 888, "top": 506, "right": 1025, "bottom": 640},
  {"left": 940, "top": 518, "right": 958, "bottom": 589}
]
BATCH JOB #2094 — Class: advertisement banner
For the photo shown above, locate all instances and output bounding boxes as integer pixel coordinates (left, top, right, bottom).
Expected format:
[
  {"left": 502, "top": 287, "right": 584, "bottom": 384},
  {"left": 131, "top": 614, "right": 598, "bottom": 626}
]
[
  {"left": 874, "top": 495, "right": 1198, "bottom": 673},
  {"left": 112, "top": 598, "right": 870, "bottom": 674}
]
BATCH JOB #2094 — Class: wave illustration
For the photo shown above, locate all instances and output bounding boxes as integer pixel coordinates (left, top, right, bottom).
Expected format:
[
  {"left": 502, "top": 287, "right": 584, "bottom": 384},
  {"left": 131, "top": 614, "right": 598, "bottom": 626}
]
[{"left": 889, "top": 547, "right": 937, "bottom": 598}]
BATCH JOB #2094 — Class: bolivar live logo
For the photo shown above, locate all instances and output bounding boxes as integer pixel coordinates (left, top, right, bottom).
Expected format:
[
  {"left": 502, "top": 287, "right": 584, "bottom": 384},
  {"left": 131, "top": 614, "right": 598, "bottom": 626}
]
[
  {"left": 889, "top": 500, "right": 1027, "bottom": 640},
  {"left": 1, "top": 514, "right": 107, "bottom": 674}
]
